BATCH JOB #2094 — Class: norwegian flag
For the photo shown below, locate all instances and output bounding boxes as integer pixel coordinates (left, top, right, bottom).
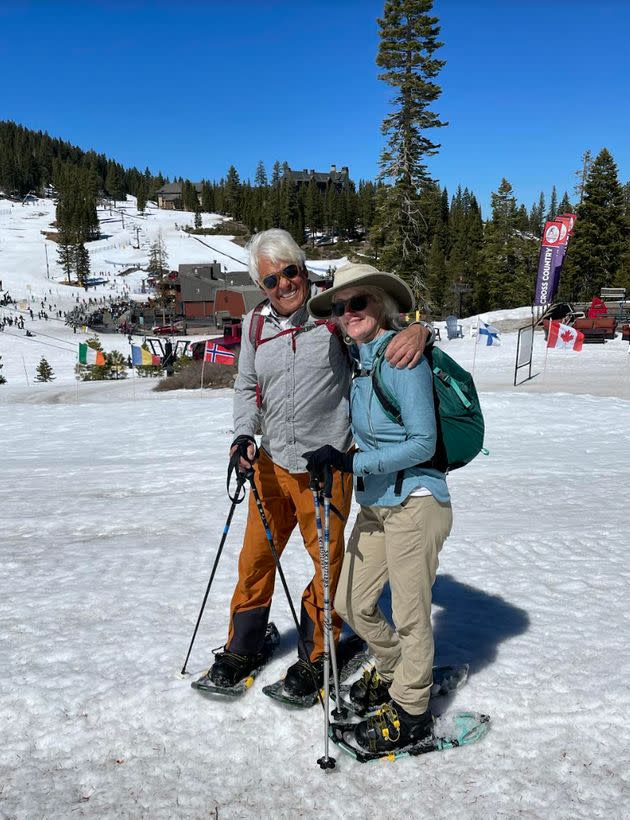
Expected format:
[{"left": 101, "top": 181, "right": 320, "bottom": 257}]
[
  {"left": 204, "top": 341, "right": 236, "bottom": 364},
  {"left": 547, "top": 321, "right": 585, "bottom": 352}
]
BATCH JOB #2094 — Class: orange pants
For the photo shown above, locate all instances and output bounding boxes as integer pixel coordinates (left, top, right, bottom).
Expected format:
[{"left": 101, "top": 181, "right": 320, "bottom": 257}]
[{"left": 227, "top": 449, "right": 352, "bottom": 661}]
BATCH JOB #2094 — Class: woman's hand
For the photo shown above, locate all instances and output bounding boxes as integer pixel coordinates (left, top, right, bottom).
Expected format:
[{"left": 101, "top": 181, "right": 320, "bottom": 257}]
[{"left": 303, "top": 445, "right": 354, "bottom": 475}]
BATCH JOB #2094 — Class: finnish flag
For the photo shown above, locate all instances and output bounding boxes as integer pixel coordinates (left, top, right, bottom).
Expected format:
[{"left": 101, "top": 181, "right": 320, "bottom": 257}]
[{"left": 478, "top": 321, "right": 501, "bottom": 346}]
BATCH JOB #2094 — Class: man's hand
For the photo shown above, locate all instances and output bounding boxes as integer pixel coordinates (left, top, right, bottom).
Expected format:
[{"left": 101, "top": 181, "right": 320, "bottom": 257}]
[
  {"left": 230, "top": 435, "right": 258, "bottom": 471},
  {"left": 385, "top": 323, "right": 431, "bottom": 369}
]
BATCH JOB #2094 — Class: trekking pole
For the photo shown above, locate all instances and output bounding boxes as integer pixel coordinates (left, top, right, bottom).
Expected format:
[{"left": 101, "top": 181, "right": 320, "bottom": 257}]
[
  {"left": 310, "top": 467, "right": 344, "bottom": 770},
  {"left": 246, "top": 468, "right": 326, "bottom": 711},
  {"left": 180, "top": 457, "right": 247, "bottom": 675}
]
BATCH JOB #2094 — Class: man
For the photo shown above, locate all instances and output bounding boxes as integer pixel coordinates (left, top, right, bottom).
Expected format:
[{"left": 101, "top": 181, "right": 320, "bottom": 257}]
[{"left": 204, "top": 229, "right": 432, "bottom": 698}]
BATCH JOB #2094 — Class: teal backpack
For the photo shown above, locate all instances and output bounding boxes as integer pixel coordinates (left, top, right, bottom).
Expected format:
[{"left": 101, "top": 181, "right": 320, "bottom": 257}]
[{"left": 369, "top": 336, "right": 486, "bottom": 486}]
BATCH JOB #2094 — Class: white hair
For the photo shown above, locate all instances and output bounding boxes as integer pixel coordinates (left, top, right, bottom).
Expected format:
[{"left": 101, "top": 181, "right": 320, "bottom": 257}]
[
  {"left": 246, "top": 229, "right": 306, "bottom": 285},
  {"left": 334, "top": 285, "right": 405, "bottom": 333}
]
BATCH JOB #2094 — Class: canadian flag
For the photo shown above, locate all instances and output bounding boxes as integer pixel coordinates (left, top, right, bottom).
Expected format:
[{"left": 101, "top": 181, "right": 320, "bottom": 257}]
[{"left": 547, "top": 321, "right": 584, "bottom": 351}]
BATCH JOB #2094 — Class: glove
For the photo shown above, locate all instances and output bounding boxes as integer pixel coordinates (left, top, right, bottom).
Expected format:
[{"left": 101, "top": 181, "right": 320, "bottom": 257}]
[
  {"left": 302, "top": 445, "right": 354, "bottom": 475},
  {"left": 231, "top": 434, "right": 258, "bottom": 464}
]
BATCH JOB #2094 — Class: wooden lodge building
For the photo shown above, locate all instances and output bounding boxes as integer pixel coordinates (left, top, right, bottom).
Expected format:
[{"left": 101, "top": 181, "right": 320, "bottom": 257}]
[
  {"left": 155, "top": 164, "right": 351, "bottom": 210},
  {"left": 176, "top": 262, "right": 261, "bottom": 321}
]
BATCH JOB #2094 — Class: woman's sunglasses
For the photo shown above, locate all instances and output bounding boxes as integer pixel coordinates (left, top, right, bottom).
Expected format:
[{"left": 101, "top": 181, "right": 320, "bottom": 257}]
[
  {"left": 261, "top": 264, "right": 301, "bottom": 290},
  {"left": 330, "top": 294, "right": 371, "bottom": 317}
]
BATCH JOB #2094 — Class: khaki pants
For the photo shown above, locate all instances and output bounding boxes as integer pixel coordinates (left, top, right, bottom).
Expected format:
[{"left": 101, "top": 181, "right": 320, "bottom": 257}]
[
  {"left": 334, "top": 495, "right": 452, "bottom": 715},
  {"left": 227, "top": 449, "right": 352, "bottom": 661}
]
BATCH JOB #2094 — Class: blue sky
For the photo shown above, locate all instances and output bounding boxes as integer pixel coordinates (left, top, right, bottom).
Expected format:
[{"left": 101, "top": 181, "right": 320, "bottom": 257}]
[{"left": 2, "top": 0, "right": 629, "bottom": 216}]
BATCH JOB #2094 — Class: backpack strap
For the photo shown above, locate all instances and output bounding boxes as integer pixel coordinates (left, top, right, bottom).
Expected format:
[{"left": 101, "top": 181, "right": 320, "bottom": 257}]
[
  {"left": 368, "top": 334, "right": 445, "bottom": 491},
  {"left": 248, "top": 300, "right": 268, "bottom": 352},
  {"left": 248, "top": 308, "right": 344, "bottom": 408}
]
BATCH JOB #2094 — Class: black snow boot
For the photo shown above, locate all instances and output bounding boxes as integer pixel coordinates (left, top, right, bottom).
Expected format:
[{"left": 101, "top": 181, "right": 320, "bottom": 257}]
[
  {"left": 349, "top": 666, "right": 392, "bottom": 714},
  {"left": 208, "top": 649, "right": 264, "bottom": 688},
  {"left": 354, "top": 701, "right": 433, "bottom": 753},
  {"left": 283, "top": 655, "right": 325, "bottom": 697}
]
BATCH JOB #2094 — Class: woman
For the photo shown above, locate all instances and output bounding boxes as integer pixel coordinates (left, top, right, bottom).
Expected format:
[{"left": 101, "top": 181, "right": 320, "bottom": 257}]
[{"left": 304, "top": 263, "right": 452, "bottom": 753}]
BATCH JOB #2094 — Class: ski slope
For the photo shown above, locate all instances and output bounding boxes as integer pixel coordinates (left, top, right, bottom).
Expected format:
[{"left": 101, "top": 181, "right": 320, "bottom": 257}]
[{"left": 1, "top": 197, "right": 630, "bottom": 818}]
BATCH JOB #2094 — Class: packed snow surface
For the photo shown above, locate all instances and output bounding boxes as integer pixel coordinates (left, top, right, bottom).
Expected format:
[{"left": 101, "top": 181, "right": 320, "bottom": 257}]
[{"left": 1, "top": 197, "right": 630, "bottom": 818}]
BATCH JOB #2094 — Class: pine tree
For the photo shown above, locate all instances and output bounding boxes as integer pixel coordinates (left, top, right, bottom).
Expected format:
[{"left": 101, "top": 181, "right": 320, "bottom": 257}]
[
  {"left": 563, "top": 148, "right": 628, "bottom": 299},
  {"left": 136, "top": 183, "right": 148, "bottom": 213},
  {"left": 224, "top": 166, "right": 241, "bottom": 219},
  {"left": 35, "top": 357, "right": 55, "bottom": 382},
  {"left": 529, "top": 192, "right": 545, "bottom": 235},
  {"left": 271, "top": 160, "right": 281, "bottom": 186},
  {"left": 574, "top": 150, "right": 592, "bottom": 206},
  {"left": 557, "top": 191, "right": 573, "bottom": 215},
  {"left": 147, "top": 231, "right": 169, "bottom": 276},
  {"left": 0, "top": 353, "right": 6, "bottom": 385},
  {"left": 304, "top": 179, "right": 324, "bottom": 238},
  {"left": 425, "top": 231, "right": 449, "bottom": 317},
  {"left": 201, "top": 181, "right": 214, "bottom": 212},
  {"left": 75, "top": 243, "right": 90, "bottom": 287},
  {"left": 547, "top": 186, "right": 558, "bottom": 221},
  {"left": 255, "top": 161, "right": 268, "bottom": 187},
  {"left": 194, "top": 209, "right": 202, "bottom": 229},
  {"left": 105, "top": 163, "right": 126, "bottom": 202},
  {"left": 480, "top": 179, "right": 537, "bottom": 310},
  {"left": 371, "top": 0, "right": 447, "bottom": 300}
]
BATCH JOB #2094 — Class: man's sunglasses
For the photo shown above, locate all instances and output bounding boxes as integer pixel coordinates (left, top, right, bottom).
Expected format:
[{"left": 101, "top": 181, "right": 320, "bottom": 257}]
[
  {"left": 330, "top": 294, "right": 370, "bottom": 317},
  {"left": 261, "top": 264, "right": 301, "bottom": 290}
]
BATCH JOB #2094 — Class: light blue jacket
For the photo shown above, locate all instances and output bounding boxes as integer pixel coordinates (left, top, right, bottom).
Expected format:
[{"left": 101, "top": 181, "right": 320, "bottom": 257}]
[{"left": 351, "top": 331, "right": 450, "bottom": 507}]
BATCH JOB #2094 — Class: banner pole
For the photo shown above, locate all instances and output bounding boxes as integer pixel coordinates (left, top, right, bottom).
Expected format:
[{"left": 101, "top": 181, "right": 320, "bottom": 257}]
[
  {"left": 471, "top": 315, "right": 480, "bottom": 376},
  {"left": 200, "top": 356, "right": 206, "bottom": 392}
]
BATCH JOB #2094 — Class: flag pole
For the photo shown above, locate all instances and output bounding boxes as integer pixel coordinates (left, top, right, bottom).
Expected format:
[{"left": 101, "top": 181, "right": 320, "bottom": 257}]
[
  {"left": 200, "top": 353, "right": 206, "bottom": 392},
  {"left": 471, "top": 315, "right": 480, "bottom": 376},
  {"left": 541, "top": 325, "right": 551, "bottom": 383}
]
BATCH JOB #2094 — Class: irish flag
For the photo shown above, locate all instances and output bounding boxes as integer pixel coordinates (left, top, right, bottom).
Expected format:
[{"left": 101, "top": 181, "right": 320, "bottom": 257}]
[{"left": 78, "top": 343, "right": 105, "bottom": 366}]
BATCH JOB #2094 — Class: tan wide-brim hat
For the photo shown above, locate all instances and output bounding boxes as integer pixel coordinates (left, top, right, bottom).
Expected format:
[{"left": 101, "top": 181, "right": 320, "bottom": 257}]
[{"left": 307, "top": 263, "right": 415, "bottom": 318}]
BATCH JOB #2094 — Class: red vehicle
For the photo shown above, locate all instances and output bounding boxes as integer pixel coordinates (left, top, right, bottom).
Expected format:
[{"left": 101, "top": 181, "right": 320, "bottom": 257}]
[{"left": 152, "top": 322, "right": 184, "bottom": 335}]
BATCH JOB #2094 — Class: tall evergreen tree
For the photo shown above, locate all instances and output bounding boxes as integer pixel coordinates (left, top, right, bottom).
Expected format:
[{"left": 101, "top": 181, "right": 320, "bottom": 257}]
[
  {"left": 271, "top": 160, "right": 281, "bottom": 186},
  {"left": 547, "top": 186, "right": 558, "bottom": 221},
  {"left": 255, "top": 161, "right": 268, "bottom": 187},
  {"left": 574, "top": 149, "right": 592, "bottom": 206},
  {"left": 304, "top": 179, "right": 324, "bottom": 237},
  {"left": 480, "top": 179, "right": 538, "bottom": 310},
  {"left": 529, "top": 192, "right": 545, "bottom": 235},
  {"left": 147, "top": 231, "right": 169, "bottom": 276},
  {"left": 563, "top": 148, "right": 628, "bottom": 298},
  {"left": 105, "top": 162, "right": 126, "bottom": 201},
  {"left": 224, "top": 166, "right": 241, "bottom": 218},
  {"left": 75, "top": 243, "right": 90, "bottom": 287},
  {"left": 201, "top": 181, "right": 214, "bottom": 212},
  {"left": 557, "top": 191, "right": 573, "bottom": 215},
  {"left": 371, "top": 0, "right": 447, "bottom": 302},
  {"left": 136, "top": 183, "right": 148, "bottom": 213}
]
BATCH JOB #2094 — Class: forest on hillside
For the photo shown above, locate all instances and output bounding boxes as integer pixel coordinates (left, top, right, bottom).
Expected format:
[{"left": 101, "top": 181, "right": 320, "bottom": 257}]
[{"left": 1, "top": 117, "right": 629, "bottom": 317}]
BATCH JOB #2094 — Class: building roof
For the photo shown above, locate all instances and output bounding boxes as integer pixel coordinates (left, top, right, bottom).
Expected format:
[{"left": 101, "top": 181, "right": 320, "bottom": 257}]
[
  {"left": 282, "top": 165, "right": 351, "bottom": 185},
  {"left": 156, "top": 182, "right": 204, "bottom": 195}
]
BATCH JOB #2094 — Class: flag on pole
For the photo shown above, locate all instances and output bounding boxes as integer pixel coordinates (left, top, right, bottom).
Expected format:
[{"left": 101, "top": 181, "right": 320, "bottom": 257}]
[
  {"left": 547, "top": 321, "right": 584, "bottom": 351},
  {"left": 131, "top": 345, "right": 161, "bottom": 366},
  {"left": 204, "top": 341, "right": 236, "bottom": 364},
  {"left": 78, "top": 342, "right": 105, "bottom": 366},
  {"left": 477, "top": 322, "right": 501, "bottom": 346},
  {"left": 533, "top": 217, "right": 576, "bottom": 307}
]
